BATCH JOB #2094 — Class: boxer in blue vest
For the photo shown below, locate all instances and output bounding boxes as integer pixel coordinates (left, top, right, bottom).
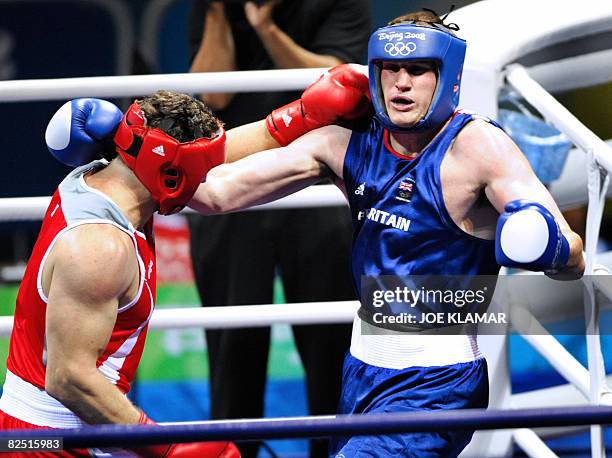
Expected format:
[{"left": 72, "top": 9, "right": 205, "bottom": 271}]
[
  {"left": 196, "top": 10, "right": 583, "bottom": 457},
  {"left": 195, "top": 10, "right": 583, "bottom": 455}
]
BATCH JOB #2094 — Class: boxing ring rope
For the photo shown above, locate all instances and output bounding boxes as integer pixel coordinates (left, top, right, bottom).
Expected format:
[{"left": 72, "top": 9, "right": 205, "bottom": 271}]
[
  {"left": 0, "top": 185, "right": 347, "bottom": 222},
  {"left": 0, "top": 65, "right": 611, "bottom": 456},
  {"left": 0, "top": 67, "right": 335, "bottom": 102},
  {"left": 2, "top": 406, "right": 612, "bottom": 449},
  {"left": 0, "top": 301, "right": 359, "bottom": 336}
]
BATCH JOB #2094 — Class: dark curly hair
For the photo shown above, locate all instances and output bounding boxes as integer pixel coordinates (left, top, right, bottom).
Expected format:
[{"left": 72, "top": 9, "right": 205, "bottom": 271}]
[
  {"left": 389, "top": 8, "right": 459, "bottom": 34},
  {"left": 137, "top": 90, "right": 221, "bottom": 142}
]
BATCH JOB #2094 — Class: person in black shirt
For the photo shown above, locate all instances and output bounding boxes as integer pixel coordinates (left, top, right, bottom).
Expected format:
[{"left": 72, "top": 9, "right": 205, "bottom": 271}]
[{"left": 186, "top": 1, "right": 370, "bottom": 457}]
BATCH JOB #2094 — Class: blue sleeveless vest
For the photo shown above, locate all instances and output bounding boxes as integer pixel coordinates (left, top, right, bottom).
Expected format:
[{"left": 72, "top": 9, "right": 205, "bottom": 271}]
[{"left": 344, "top": 111, "right": 500, "bottom": 300}]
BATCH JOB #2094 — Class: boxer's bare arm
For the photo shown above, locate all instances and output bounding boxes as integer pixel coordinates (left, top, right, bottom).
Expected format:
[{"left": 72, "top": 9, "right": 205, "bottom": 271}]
[
  {"left": 225, "top": 120, "right": 280, "bottom": 162},
  {"left": 43, "top": 224, "right": 142, "bottom": 424},
  {"left": 456, "top": 120, "right": 584, "bottom": 274},
  {"left": 190, "top": 125, "right": 351, "bottom": 214}
]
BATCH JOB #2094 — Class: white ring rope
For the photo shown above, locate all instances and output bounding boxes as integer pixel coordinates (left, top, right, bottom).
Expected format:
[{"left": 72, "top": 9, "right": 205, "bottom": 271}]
[
  {"left": 0, "top": 185, "right": 347, "bottom": 222},
  {"left": 0, "top": 301, "right": 359, "bottom": 337},
  {"left": 5, "top": 151, "right": 612, "bottom": 222},
  {"left": 0, "top": 68, "right": 334, "bottom": 102},
  {"left": 0, "top": 196, "right": 52, "bottom": 222}
]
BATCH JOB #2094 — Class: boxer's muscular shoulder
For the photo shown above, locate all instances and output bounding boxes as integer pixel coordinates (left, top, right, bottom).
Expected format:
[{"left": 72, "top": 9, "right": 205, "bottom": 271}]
[
  {"left": 453, "top": 119, "right": 512, "bottom": 158},
  {"left": 44, "top": 224, "right": 138, "bottom": 304},
  {"left": 452, "top": 119, "right": 525, "bottom": 180}
]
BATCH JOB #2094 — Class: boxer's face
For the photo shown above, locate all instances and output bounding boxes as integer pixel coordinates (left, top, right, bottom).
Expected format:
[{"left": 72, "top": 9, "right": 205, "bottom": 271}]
[{"left": 380, "top": 60, "right": 437, "bottom": 128}]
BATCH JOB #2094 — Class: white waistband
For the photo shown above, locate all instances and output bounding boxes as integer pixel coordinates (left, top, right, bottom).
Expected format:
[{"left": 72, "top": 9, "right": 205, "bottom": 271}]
[
  {"left": 0, "top": 370, "right": 84, "bottom": 428},
  {"left": 350, "top": 316, "right": 482, "bottom": 369}
]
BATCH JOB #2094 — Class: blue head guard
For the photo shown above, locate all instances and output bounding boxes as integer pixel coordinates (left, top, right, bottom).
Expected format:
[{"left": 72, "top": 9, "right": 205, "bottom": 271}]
[{"left": 368, "top": 22, "right": 466, "bottom": 131}]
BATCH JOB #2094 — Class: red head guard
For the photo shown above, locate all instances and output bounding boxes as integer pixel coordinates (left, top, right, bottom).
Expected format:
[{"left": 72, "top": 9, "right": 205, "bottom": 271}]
[{"left": 114, "top": 103, "right": 226, "bottom": 215}]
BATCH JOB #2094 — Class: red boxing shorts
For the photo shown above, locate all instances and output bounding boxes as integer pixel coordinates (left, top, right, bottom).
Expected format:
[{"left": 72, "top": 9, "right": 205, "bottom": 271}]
[{"left": 0, "top": 410, "right": 91, "bottom": 458}]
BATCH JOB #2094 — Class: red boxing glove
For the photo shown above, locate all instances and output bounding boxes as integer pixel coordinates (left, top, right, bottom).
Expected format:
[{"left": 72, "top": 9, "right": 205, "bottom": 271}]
[
  {"left": 266, "top": 64, "right": 372, "bottom": 146},
  {"left": 133, "top": 411, "right": 241, "bottom": 458}
]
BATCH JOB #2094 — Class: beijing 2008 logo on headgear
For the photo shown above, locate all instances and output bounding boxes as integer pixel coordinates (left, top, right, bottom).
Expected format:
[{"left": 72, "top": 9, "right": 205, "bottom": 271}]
[{"left": 384, "top": 41, "right": 417, "bottom": 57}]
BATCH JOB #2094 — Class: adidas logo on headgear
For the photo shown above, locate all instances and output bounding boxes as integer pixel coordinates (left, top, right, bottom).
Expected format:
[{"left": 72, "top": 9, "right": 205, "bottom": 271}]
[{"left": 152, "top": 145, "right": 165, "bottom": 156}]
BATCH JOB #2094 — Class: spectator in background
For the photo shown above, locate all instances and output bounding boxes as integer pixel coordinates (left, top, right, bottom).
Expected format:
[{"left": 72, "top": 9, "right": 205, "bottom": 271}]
[{"left": 187, "top": 1, "right": 370, "bottom": 457}]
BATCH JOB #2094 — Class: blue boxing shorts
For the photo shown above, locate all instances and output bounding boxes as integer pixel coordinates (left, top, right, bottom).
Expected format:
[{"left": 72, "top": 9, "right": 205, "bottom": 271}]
[{"left": 329, "top": 353, "right": 489, "bottom": 458}]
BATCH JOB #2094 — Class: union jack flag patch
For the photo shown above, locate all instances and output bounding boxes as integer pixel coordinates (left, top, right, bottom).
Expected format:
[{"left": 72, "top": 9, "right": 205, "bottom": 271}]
[{"left": 396, "top": 178, "right": 415, "bottom": 203}]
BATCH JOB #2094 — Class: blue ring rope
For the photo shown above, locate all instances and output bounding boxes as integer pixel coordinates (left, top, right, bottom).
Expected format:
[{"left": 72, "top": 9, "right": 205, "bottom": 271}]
[{"left": 2, "top": 406, "right": 611, "bottom": 449}]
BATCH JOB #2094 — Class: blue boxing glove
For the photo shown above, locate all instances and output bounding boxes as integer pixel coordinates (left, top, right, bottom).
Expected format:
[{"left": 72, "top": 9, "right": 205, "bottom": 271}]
[
  {"left": 45, "top": 98, "right": 123, "bottom": 167},
  {"left": 496, "top": 199, "right": 570, "bottom": 273}
]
